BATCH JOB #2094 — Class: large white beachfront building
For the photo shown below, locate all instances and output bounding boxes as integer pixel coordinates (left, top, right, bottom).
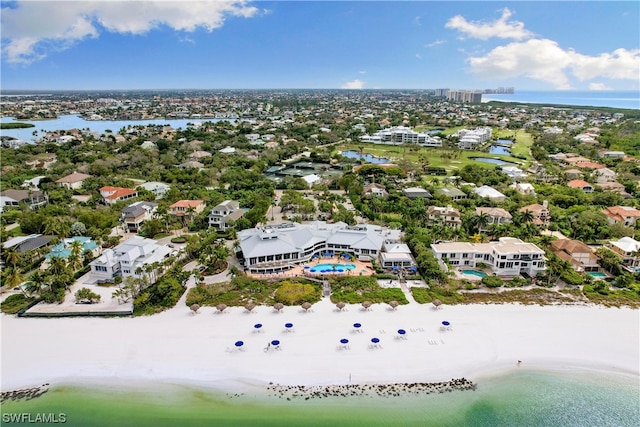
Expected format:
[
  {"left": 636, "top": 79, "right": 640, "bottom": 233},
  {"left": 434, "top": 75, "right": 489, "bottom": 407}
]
[
  {"left": 237, "top": 221, "right": 401, "bottom": 274},
  {"left": 89, "top": 236, "right": 172, "bottom": 281},
  {"left": 361, "top": 126, "right": 442, "bottom": 147},
  {"left": 431, "top": 237, "right": 546, "bottom": 277}
]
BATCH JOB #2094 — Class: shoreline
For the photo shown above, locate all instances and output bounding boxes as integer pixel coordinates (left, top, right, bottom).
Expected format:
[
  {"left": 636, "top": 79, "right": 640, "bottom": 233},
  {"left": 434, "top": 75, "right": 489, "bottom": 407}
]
[{"left": 2, "top": 300, "right": 638, "bottom": 394}]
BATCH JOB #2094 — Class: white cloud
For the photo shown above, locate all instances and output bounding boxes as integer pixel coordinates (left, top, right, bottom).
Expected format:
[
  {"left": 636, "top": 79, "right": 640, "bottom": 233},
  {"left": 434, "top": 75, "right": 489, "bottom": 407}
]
[
  {"left": 589, "top": 83, "right": 612, "bottom": 91},
  {"left": 341, "top": 79, "right": 364, "bottom": 89},
  {"left": 467, "top": 38, "right": 640, "bottom": 89},
  {"left": 1, "top": 0, "right": 259, "bottom": 64},
  {"left": 415, "top": 53, "right": 422, "bottom": 59},
  {"left": 358, "top": 70, "right": 367, "bottom": 75},
  {"left": 425, "top": 39, "right": 445, "bottom": 48},
  {"left": 445, "top": 8, "right": 533, "bottom": 40}
]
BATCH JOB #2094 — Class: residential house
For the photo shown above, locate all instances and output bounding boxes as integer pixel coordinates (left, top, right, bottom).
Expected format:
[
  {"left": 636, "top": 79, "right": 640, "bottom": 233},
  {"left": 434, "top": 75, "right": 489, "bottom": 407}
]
[
  {"left": 602, "top": 206, "right": 640, "bottom": 227},
  {"left": 0, "top": 189, "right": 48, "bottom": 211},
  {"left": 56, "top": 172, "right": 92, "bottom": 190},
  {"left": 379, "top": 242, "right": 416, "bottom": 269},
  {"left": 550, "top": 239, "right": 600, "bottom": 272},
  {"left": 602, "top": 151, "right": 625, "bottom": 159},
  {"left": 99, "top": 186, "right": 138, "bottom": 205},
  {"left": 475, "top": 207, "right": 512, "bottom": 231},
  {"left": 237, "top": 221, "right": 389, "bottom": 273},
  {"left": 501, "top": 166, "right": 527, "bottom": 181},
  {"left": 403, "top": 187, "right": 433, "bottom": 199},
  {"left": 363, "top": 183, "right": 388, "bottom": 198},
  {"left": 474, "top": 185, "right": 507, "bottom": 202},
  {"left": 598, "top": 182, "right": 631, "bottom": 198},
  {"left": 3, "top": 234, "right": 54, "bottom": 254},
  {"left": 431, "top": 237, "right": 546, "bottom": 277},
  {"left": 594, "top": 168, "right": 617, "bottom": 183},
  {"left": 169, "top": 200, "right": 206, "bottom": 219},
  {"left": 608, "top": 237, "right": 640, "bottom": 272},
  {"left": 121, "top": 201, "right": 158, "bottom": 232},
  {"left": 564, "top": 169, "right": 583, "bottom": 180},
  {"left": 208, "top": 200, "right": 245, "bottom": 231},
  {"left": 189, "top": 150, "right": 212, "bottom": 160},
  {"left": 137, "top": 182, "right": 171, "bottom": 199},
  {"left": 520, "top": 201, "right": 550, "bottom": 226},
  {"left": 567, "top": 179, "right": 594, "bottom": 193},
  {"left": 89, "top": 236, "right": 172, "bottom": 281},
  {"left": 178, "top": 161, "right": 204, "bottom": 170},
  {"left": 436, "top": 187, "right": 467, "bottom": 201},
  {"left": 510, "top": 183, "right": 536, "bottom": 195},
  {"left": 427, "top": 205, "right": 462, "bottom": 228}
]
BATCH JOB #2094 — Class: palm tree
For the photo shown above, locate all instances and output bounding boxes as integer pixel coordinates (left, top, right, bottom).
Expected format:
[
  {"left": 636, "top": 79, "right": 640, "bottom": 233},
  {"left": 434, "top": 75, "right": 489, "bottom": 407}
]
[
  {"left": 68, "top": 240, "right": 84, "bottom": 271},
  {"left": 3, "top": 248, "right": 21, "bottom": 269}
]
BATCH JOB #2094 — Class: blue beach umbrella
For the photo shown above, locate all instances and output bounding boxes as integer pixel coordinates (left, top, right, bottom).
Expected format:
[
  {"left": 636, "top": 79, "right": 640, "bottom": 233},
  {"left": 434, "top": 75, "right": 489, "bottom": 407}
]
[
  {"left": 271, "top": 340, "right": 280, "bottom": 346},
  {"left": 371, "top": 338, "right": 380, "bottom": 344},
  {"left": 254, "top": 323, "right": 263, "bottom": 330},
  {"left": 353, "top": 323, "right": 362, "bottom": 330},
  {"left": 285, "top": 323, "right": 293, "bottom": 329},
  {"left": 304, "top": 265, "right": 310, "bottom": 269},
  {"left": 340, "top": 338, "right": 349, "bottom": 344},
  {"left": 397, "top": 329, "right": 406, "bottom": 335},
  {"left": 392, "top": 266, "right": 399, "bottom": 271},
  {"left": 410, "top": 266, "right": 417, "bottom": 271},
  {"left": 235, "top": 341, "right": 244, "bottom": 348},
  {"left": 442, "top": 321, "right": 450, "bottom": 327}
]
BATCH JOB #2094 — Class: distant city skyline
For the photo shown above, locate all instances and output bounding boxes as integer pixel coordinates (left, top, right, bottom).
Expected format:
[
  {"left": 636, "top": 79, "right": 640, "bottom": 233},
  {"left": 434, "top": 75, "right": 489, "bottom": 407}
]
[{"left": 1, "top": 1, "right": 638, "bottom": 91}]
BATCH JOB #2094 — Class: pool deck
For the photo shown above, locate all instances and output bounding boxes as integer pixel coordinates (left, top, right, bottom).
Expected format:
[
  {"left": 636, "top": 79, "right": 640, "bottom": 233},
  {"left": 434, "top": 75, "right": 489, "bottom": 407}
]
[{"left": 246, "top": 257, "right": 375, "bottom": 279}]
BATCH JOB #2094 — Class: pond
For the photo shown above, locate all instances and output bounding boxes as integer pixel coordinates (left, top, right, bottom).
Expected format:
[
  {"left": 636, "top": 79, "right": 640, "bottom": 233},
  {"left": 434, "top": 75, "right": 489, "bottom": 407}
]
[
  {"left": 340, "top": 151, "right": 390, "bottom": 164},
  {"left": 496, "top": 139, "right": 513, "bottom": 145},
  {"left": 472, "top": 157, "right": 518, "bottom": 165},
  {"left": 0, "top": 115, "right": 230, "bottom": 142},
  {"left": 488, "top": 145, "right": 511, "bottom": 155}
]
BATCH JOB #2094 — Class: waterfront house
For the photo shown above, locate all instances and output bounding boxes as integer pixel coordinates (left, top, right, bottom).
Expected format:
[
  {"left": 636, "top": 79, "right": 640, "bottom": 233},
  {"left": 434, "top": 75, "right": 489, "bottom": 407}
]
[
  {"left": 431, "top": 237, "right": 546, "bottom": 277},
  {"left": 550, "top": 239, "right": 600, "bottom": 273},
  {"left": 608, "top": 237, "right": 640, "bottom": 272},
  {"left": 89, "top": 236, "right": 172, "bottom": 281}
]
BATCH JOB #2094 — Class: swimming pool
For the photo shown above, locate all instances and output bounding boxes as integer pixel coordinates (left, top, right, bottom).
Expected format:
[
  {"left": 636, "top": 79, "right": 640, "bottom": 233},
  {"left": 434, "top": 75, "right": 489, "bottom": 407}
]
[
  {"left": 46, "top": 236, "right": 98, "bottom": 259},
  {"left": 588, "top": 272, "right": 607, "bottom": 279},
  {"left": 461, "top": 269, "right": 487, "bottom": 278},
  {"left": 309, "top": 263, "right": 356, "bottom": 273}
]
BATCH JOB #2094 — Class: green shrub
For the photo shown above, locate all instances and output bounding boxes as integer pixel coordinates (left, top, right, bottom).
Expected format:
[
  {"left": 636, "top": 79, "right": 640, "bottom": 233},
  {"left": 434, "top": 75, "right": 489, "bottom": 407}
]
[
  {"left": 561, "top": 269, "right": 584, "bottom": 286},
  {"left": 274, "top": 282, "right": 320, "bottom": 305},
  {"left": 481, "top": 275, "right": 504, "bottom": 288},
  {"left": 170, "top": 236, "right": 187, "bottom": 244},
  {"left": 1, "top": 294, "right": 34, "bottom": 314},
  {"left": 373, "top": 274, "right": 397, "bottom": 280}
]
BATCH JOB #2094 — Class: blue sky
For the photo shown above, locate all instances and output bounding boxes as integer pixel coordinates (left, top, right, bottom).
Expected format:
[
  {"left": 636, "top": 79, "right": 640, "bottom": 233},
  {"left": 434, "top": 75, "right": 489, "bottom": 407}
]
[{"left": 1, "top": 1, "right": 638, "bottom": 91}]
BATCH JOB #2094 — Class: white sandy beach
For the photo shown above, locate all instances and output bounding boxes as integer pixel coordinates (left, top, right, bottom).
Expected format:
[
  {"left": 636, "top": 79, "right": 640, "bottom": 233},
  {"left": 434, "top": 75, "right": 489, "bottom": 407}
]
[{"left": 1, "top": 299, "right": 638, "bottom": 392}]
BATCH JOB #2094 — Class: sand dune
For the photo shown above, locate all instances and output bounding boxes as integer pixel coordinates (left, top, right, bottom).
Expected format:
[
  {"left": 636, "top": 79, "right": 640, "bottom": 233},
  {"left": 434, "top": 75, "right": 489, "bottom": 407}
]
[{"left": 1, "top": 298, "right": 638, "bottom": 392}]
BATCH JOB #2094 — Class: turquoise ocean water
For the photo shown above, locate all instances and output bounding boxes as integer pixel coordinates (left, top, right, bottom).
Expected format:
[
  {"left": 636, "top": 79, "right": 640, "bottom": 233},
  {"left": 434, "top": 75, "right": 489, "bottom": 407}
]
[
  {"left": 483, "top": 90, "right": 639, "bottom": 110},
  {"left": 1, "top": 370, "right": 638, "bottom": 427}
]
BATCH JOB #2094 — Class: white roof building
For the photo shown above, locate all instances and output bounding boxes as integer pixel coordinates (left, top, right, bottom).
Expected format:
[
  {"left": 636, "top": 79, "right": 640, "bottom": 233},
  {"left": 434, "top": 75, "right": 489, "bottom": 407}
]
[
  {"left": 89, "top": 236, "right": 172, "bottom": 282},
  {"left": 237, "top": 222, "right": 390, "bottom": 273},
  {"left": 473, "top": 185, "right": 507, "bottom": 202},
  {"left": 431, "top": 237, "right": 546, "bottom": 277},
  {"left": 361, "top": 126, "right": 442, "bottom": 147}
]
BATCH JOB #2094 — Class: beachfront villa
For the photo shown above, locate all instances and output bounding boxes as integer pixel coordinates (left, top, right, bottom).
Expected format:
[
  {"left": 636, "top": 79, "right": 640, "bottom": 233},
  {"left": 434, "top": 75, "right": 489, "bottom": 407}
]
[
  {"left": 379, "top": 242, "right": 416, "bottom": 269},
  {"left": 236, "top": 221, "right": 399, "bottom": 274},
  {"left": 608, "top": 237, "right": 640, "bottom": 272},
  {"left": 431, "top": 237, "right": 546, "bottom": 277},
  {"left": 89, "top": 236, "right": 172, "bottom": 281}
]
